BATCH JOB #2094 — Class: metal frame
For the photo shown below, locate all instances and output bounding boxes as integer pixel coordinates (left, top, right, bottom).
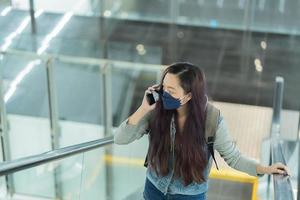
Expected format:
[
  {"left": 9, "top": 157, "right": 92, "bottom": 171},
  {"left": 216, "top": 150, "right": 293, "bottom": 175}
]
[
  {"left": 0, "top": 55, "right": 14, "bottom": 196},
  {"left": 101, "top": 62, "right": 114, "bottom": 199},
  {"left": 267, "top": 76, "right": 284, "bottom": 198},
  {"left": 29, "top": 0, "right": 36, "bottom": 34},
  {"left": 45, "top": 57, "right": 62, "bottom": 199},
  {"left": 271, "top": 77, "right": 284, "bottom": 136},
  {"left": 271, "top": 139, "right": 294, "bottom": 200},
  {"left": 298, "top": 140, "right": 300, "bottom": 200},
  {"left": 269, "top": 76, "right": 294, "bottom": 200},
  {"left": 102, "top": 62, "right": 112, "bottom": 137},
  {"left": 0, "top": 48, "right": 297, "bottom": 200},
  {"left": 0, "top": 47, "right": 163, "bottom": 199}
]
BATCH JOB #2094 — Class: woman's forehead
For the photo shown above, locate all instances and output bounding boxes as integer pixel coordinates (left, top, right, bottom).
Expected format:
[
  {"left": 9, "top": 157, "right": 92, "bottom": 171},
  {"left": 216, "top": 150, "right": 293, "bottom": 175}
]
[{"left": 163, "top": 73, "right": 181, "bottom": 89}]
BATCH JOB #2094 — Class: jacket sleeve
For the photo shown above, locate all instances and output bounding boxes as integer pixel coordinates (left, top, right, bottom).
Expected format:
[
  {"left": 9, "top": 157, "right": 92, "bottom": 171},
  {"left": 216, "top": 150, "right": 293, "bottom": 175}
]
[
  {"left": 214, "top": 116, "right": 261, "bottom": 177},
  {"left": 113, "top": 111, "right": 152, "bottom": 145}
]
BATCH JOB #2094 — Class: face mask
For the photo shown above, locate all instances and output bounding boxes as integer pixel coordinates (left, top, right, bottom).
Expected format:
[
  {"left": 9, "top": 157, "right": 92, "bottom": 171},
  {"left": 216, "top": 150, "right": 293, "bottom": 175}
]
[{"left": 161, "top": 91, "right": 185, "bottom": 110}]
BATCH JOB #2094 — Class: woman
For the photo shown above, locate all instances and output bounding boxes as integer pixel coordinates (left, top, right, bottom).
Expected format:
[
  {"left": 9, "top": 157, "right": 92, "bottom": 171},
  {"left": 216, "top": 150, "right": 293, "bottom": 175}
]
[{"left": 114, "top": 62, "right": 289, "bottom": 200}]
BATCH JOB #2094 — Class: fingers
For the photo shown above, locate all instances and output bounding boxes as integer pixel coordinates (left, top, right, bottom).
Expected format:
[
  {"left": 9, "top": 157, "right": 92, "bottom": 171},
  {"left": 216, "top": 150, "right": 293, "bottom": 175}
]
[
  {"left": 149, "top": 84, "right": 160, "bottom": 91},
  {"left": 152, "top": 84, "right": 160, "bottom": 88},
  {"left": 146, "top": 84, "right": 161, "bottom": 95},
  {"left": 275, "top": 163, "right": 288, "bottom": 172},
  {"left": 145, "top": 89, "right": 152, "bottom": 95},
  {"left": 273, "top": 162, "right": 291, "bottom": 176},
  {"left": 148, "top": 86, "right": 156, "bottom": 91},
  {"left": 274, "top": 169, "right": 286, "bottom": 175}
]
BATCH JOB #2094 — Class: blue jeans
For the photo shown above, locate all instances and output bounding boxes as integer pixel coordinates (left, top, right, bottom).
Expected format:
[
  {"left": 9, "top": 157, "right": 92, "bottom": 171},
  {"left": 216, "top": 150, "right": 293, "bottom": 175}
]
[{"left": 143, "top": 178, "right": 206, "bottom": 200}]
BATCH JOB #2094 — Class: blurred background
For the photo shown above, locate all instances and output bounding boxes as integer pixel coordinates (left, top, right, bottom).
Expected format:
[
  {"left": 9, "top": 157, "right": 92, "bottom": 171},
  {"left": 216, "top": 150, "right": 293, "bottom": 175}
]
[{"left": 0, "top": 0, "right": 299, "bottom": 199}]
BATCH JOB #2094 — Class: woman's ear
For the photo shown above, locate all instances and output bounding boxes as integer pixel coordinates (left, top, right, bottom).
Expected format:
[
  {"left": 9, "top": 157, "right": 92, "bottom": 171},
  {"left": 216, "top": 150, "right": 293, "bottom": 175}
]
[{"left": 181, "top": 93, "right": 192, "bottom": 104}]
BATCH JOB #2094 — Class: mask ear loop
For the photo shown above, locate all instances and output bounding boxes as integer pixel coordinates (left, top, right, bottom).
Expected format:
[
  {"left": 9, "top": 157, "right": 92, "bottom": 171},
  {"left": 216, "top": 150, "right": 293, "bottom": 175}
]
[
  {"left": 178, "top": 95, "right": 183, "bottom": 105},
  {"left": 180, "top": 91, "right": 195, "bottom": 105}
]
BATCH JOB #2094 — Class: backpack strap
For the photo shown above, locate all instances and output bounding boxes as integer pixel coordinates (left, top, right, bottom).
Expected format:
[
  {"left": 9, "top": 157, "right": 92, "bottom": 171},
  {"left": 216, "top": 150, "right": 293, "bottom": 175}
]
[
  {"left": 205, "top": 103, "right": 220, "bottom": 170},
  {"left": 143, "top": 128, "right": 151, "bottom": 168}
]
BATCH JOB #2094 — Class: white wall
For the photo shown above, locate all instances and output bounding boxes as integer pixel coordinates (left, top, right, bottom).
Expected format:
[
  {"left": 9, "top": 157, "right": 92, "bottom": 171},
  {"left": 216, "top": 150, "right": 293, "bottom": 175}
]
[{"left": 212, "top": 101, "right": 299, "bottom": 168}]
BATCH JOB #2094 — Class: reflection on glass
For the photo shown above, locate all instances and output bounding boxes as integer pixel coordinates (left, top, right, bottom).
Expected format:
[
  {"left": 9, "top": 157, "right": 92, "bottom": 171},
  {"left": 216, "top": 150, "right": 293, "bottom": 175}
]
[
  {"left": 104, "top": 0, "right": 171, "bottom": 22},
  {"left": 53, "top": 60, "right": 105, "bottom": 147},
  {"left": 9, "top": 153, "right": 84, "bottom": 199},
  {"left": 1, "top": 54, "right": 53, "bottom": 197},
  {"left": 110, "top": 64, "right": 158, "bottom": 126},
  {"left": 11, "top": 0, "right": 96, "bottom": 16}
]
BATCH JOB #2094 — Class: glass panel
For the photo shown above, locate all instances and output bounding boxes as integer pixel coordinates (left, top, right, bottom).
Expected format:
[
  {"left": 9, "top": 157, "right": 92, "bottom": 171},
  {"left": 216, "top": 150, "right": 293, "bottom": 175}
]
[
  {"left": 79, "top": 139, "right": 147, "bottom": 200},
  {"left": 0, "top": 1, "right": 11, "bottom": 15},
  {"left": 1, "top": 7, "right": 102, "bottom": 55},
  {"left": 110, "top": 62, "right": 160, "bottom": 126},
  {"left": 53, "top": 59, "right": 105, "bottom": 147},
  {"left": 0, "top": 141, "right": 6, "bottom": 198},
  {"left": 44, "top": 37, "right": 103, "bottom": 58},
  {"left": 104, "top": 0, "right": 171, "bottom": 23},
  {"left": 250, "top": 0, "right": 300, "bottom": 34},
  {"left": 107, "top": 41, "right": 163, "bottom": 65},
  {"left": 107, "top": 62, "right": 161, "bottom": 199},
  {"left": 109, "top": 135, "right": 148, "bottom": 200},
  {"left": 11, "top": 0, "right": 99, "bottom": 16},
  {"left": 178, "top": 0, "right": 248, "bottom": 30},
  {"left": 1, "top": 53, "right": 53, "bottom": 197},
  {"left": 258, "top": 139, "right": 298, "bottom": 199},
  {"left": 8, "top": 153, "right": 84, "bottom": 199},
  {"left": 276, "top": 140, "right": 298, "bottom": 198},
  {"left": 6, "top": 0, "right": 300, "bottom": 37},
  {"left": 1, "top": 54, "right": 52, "bottom": 158},
  {"left": 79, "top": 145, "right": 109, "bottom": 199}
]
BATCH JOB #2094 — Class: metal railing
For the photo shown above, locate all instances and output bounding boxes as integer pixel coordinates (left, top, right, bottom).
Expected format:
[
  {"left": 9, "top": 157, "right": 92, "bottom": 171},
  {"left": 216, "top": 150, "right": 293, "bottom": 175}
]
[
  {"left": 0, "top": 48, "right": 164, "bottom": 198},
  {"left": 0, "top": 48, "right": 297, "bottom": 199},
  {"left": 0, "top": 136, "right": 114, "bottom": 176}
]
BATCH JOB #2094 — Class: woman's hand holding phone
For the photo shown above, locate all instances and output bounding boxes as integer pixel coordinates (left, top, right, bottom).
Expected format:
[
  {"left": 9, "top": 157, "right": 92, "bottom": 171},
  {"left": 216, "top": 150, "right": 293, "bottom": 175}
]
[
  {"left": 140, "top": 84, "right": 160, "bottom": 112},
  {"left": 127, "top": 84, "right": 160, "bottom": 125}
]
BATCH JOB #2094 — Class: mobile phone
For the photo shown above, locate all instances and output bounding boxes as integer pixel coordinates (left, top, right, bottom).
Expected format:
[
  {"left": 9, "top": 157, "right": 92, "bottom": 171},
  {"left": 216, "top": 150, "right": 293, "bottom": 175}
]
[{"left": 146, "top": 90, "right": 160, "bottom": 105}]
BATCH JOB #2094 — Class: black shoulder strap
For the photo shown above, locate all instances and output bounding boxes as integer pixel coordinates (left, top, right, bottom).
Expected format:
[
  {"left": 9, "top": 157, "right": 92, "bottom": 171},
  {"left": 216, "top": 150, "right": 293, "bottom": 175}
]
[
  {"left": 205, "top": 103, "right": 220, "bottom": 170},
  {"left": 144, "top": 129, "right": 150, "bottom": 168}
]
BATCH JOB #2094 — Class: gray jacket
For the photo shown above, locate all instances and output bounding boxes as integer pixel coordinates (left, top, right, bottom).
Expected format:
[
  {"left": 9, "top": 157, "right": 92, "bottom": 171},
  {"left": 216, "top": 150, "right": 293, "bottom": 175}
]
[{"left": 114, "top": 111, "right": 260, "bottom": 195}]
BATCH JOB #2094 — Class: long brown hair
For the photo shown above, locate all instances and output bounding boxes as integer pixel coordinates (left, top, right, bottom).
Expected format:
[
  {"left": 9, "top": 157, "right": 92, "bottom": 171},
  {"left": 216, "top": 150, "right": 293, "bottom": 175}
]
[{"left": 148, "top": 62, "right": 208, "bottom": 186}]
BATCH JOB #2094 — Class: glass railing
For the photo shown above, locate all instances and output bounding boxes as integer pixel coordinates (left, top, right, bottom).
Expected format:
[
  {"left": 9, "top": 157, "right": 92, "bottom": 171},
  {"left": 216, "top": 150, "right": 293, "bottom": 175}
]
[
  {"left": 0, "top": 136, "right": 114, "bottom": 199},
  {"left": 0, "top": 48, "right": 298, "bottom": 200},
  {"left": 264, "top": 77, "right": 297, "bottom": 200},
  {"left": 0, "top": 48, "right": 163, "bottom": 152},
  {"left": 271, "top": 138, "right": 297, "bottom": 200},
  {"left": 6, "top": 0, "right": 300, "bottom": 34},
  {"left": 0, "top": 48, "right": 162, "bottom": 199}
]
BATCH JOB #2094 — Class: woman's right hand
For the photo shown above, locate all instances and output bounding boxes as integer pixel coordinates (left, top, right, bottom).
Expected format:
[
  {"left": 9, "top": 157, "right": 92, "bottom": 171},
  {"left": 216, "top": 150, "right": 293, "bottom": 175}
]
[{"left": 140, "top": 84, "right": 160, "bottom": 112}]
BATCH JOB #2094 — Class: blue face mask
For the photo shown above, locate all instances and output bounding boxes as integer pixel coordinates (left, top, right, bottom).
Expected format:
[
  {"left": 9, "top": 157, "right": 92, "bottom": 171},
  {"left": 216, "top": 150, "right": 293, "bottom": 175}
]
[{"left": 161, "top": 91, "right": 183, "bottom": 110}]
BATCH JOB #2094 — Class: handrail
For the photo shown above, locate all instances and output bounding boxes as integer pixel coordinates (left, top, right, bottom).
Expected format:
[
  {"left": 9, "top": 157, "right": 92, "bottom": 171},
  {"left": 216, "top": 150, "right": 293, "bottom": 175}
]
[
  {"left": 0, "top": 48, "right": 164, "bottom": 73},
  {"left": 0, "top": 136, "right": 114, "bottom": 176},
  {"left": 272, "top": 77, "right": 284, "bottom": 127},
  {"left": 271, "top": 138, "right": 294, "bottom": 200},
  {"left": 0, "top": 47, "right": 164, "bottom": 197},
  {"left": 270, "top": 76, "right": 294, "bottom": 200}
]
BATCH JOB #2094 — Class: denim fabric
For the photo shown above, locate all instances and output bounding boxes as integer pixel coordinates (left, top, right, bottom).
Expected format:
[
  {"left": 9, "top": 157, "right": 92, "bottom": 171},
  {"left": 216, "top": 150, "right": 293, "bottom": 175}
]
[
  {"left": 145, "top": 151, "right": 212, "bottom": 195},
  {"left": 143, "top": 178, "right": 206, "bottom": 200}
]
